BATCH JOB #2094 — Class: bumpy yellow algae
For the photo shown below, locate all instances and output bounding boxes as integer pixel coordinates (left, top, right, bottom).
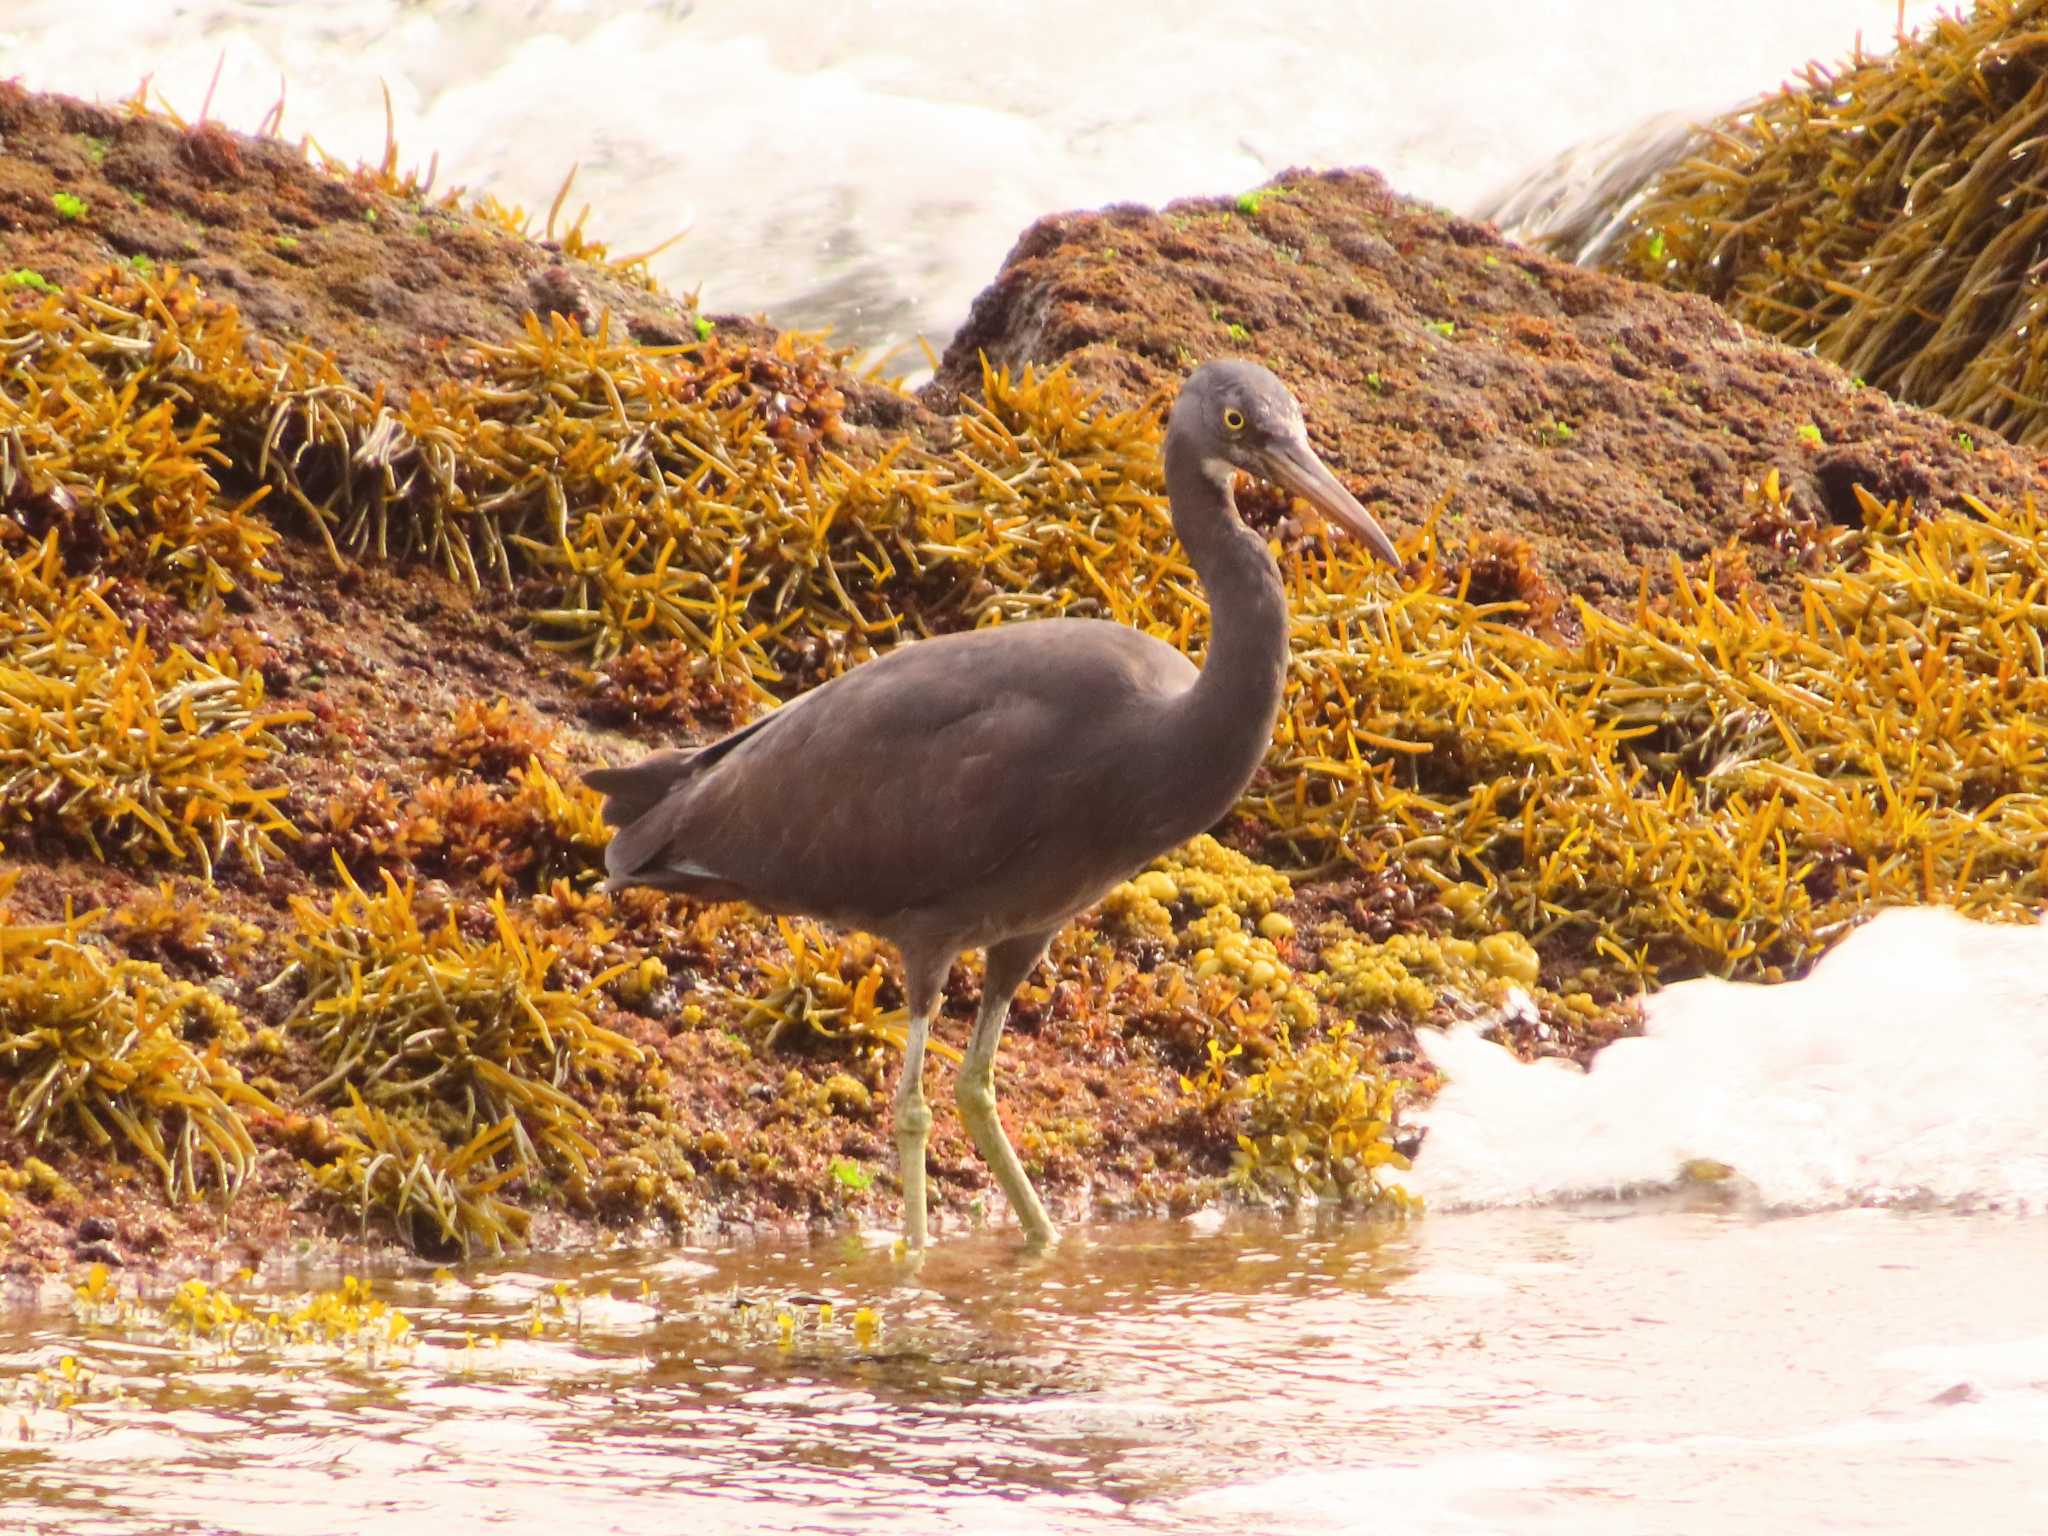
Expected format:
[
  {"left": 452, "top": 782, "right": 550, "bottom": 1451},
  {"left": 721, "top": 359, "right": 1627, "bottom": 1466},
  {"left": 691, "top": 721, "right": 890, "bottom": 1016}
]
[
  {"left": 612, "top": 953, "right": 669, "bottom": 1007},
  {"left": 1118, "top": 850, "right": 1546, "bottom": 1035},
  {"left": 1104, "top": 877, "right": 1176, "bottom": 938},
  {"left": 1105, "top": 835, "right": 1295, "bottom": 937},
  {"left": 1163, "top": 835, "right": 1294, "bottom": 915},
  {"left": 592, "top": 1112, "right": 703, "bottom": 1224},
  {"left": 1310, "top": 927, "right": 1544, "bottom": 1021},
  {"left": 1474, "top": 931, "right": 1541, "bottom": 988},
  {"left": 1183, "top": 907, "right": 1321, "bottom": 1028},
  {"left": 1101, "top": 837, "right": 1319, "bottom": 1028},
  {"left": 815, "top": 1072, "right": 873, "bottom": 1116},
  {"left": 21, "top": 1156, "right": 79, "bottom": 1206},
  {"left": 269, "top": 1274, "right": 419, "bottom": 1355},
  {"left": 1309, "top": 932, "right": 1439, "bottom": 1019}
]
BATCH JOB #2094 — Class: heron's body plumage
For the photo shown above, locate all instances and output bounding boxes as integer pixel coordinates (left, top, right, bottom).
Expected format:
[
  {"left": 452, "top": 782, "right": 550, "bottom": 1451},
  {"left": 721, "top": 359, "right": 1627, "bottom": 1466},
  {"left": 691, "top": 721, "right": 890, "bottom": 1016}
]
[{"left": 597, "top": 618, "right": 1213, "bottom": 946}]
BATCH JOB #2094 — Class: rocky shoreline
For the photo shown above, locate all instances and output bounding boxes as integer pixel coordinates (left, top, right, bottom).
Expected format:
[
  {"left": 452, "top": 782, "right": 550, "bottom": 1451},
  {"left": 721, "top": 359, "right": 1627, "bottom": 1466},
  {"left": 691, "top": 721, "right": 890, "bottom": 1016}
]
[{"left": 2, "top": 77, "right": 2044, "bottom": 1288}]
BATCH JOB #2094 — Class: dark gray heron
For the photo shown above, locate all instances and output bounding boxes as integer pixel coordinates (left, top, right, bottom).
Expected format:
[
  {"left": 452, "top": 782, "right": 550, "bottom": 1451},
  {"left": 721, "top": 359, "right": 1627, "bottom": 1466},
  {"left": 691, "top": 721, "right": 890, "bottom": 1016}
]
[{"left": 587, "top": 360, "right": 1401, "bottom": 1248}]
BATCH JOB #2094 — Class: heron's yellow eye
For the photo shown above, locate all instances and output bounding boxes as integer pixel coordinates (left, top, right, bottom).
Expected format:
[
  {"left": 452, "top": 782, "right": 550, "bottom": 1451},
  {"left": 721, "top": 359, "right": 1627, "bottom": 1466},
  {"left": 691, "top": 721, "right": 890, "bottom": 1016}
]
[{"left": 1222, "top": 407, "right": 1246, "bottom": 432}]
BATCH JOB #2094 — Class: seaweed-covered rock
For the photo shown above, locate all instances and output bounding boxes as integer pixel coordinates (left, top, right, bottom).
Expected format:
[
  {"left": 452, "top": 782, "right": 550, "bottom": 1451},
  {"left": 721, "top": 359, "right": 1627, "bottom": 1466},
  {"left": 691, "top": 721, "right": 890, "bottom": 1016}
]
[
  {"left": 936, "top": 167, "right": 2048, "bottom": 606},
  {"left": 5, "top": 74, "right": 2047, "bottom": 1278},
  {"left": 1524, "top": 3, "right": 2048, "bottom": 448}
]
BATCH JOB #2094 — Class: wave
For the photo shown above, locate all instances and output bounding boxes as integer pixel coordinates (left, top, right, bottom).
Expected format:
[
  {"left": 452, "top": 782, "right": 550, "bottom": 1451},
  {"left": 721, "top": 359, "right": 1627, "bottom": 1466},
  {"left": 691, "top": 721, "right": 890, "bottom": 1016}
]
[
  {"left": 1, "top": 0, "right": 1945, "bottom": 354},
  {"left": 1411, "top": 906, "right": 2048, "bottom": 1213}
]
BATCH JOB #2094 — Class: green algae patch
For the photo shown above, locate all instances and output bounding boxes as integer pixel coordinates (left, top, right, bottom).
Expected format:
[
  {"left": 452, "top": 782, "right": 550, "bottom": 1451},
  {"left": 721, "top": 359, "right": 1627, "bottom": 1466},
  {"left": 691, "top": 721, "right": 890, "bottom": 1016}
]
[
  {"left": 0, "top": 891, "right": 273, "bottom": 1201},
  {"left": 0, "top": 538, "right": 305, "bottom": 874},
  {"left": 1, "top": 270, "right": 282, "bottom": 597},
  {"left": 285, "top": 863, "right": 640, "bottom": 1182},
  {"left": 1607, "top": 1, "right": 2048, "bottom": 446},
  {"left": 307, "top": 1090, "right": 534, "bottom": 1257}
]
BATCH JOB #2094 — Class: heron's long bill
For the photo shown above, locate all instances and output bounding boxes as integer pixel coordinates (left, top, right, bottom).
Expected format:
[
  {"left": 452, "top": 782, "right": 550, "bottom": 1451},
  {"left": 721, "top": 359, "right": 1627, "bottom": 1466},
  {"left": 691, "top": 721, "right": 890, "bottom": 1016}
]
[{"left": 1263, "top": 437, "right": 1403, "bottom": 567}]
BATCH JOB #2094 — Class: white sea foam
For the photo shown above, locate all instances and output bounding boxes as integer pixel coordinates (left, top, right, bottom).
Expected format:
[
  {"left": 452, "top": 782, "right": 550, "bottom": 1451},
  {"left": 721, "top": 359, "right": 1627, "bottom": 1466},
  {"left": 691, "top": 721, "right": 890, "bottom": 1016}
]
[
  {"left": 1411, "top": 907, "right": 2048, "bottom": 1213},
  {"left": 0, "top": 0, "right": 1943, "bottom": 354}
]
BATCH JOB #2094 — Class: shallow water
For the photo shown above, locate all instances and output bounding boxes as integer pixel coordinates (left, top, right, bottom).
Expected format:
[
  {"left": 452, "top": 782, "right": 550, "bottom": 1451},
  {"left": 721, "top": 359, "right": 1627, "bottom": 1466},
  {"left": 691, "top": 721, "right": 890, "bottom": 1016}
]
[{"left": 4, "top": 1204, "right": 2044, "bottom": 1535}]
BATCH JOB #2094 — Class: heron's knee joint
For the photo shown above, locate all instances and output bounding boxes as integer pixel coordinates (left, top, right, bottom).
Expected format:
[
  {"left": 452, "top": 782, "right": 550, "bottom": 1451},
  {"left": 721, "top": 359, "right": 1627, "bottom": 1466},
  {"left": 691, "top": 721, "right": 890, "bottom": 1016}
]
[
  {"left": 954, "top": 1075, "right": 996, "bottom": 1121},
  {"left": 896, "top": 1102, "right": 934, "bottom": 1141}
]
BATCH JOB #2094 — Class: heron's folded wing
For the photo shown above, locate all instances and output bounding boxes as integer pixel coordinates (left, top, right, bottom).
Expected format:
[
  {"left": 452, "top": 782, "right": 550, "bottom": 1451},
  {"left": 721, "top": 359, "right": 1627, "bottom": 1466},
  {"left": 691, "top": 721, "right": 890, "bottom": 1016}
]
[{"left": 656, "top": 626, "right": 1155, "bottom": 917}]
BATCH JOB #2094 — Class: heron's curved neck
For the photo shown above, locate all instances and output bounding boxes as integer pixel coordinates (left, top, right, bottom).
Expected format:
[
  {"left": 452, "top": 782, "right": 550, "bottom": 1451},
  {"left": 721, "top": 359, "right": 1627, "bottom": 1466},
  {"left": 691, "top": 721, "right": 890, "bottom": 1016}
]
[{"left": 1159, "top": 426, "right": 1289, "bottom": 836}]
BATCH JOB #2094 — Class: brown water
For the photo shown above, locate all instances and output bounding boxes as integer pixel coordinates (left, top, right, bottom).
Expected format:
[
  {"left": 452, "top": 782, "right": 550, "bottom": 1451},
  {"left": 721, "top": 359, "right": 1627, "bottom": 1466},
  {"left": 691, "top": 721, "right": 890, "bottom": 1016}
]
[{"left": 3, "top": 1206, "right": 2045, "bottom": 1535}]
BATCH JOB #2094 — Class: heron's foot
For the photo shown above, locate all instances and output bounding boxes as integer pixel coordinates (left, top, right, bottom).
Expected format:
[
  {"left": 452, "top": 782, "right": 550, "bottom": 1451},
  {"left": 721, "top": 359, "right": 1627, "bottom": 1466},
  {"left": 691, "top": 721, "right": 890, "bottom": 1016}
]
[
  {"left": 955, "top": 1071, "right": 1058, "bottom": 1248},
  {"left": 895, "top": 1099, "right": 933, "bottom": 1250}
]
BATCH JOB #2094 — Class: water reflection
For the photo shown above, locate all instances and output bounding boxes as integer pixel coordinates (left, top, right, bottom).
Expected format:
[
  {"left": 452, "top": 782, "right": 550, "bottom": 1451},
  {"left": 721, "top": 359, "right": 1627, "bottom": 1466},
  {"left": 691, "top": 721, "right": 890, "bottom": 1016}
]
[{"left": 3, "top": 1208, "right": 2044, "bottom": 1535}]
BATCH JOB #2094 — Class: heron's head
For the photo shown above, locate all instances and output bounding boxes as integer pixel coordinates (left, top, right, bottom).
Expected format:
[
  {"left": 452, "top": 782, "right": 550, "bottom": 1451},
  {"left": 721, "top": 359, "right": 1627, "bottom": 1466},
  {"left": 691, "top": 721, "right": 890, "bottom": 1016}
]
[{"left": 1170, "top": 359, "right": 1402, "bottom": 566}]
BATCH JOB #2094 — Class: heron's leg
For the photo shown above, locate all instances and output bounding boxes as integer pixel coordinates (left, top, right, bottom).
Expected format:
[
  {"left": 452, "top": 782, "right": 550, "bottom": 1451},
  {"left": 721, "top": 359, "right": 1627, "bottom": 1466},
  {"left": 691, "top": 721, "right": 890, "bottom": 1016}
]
[
  {"left": 955, "top": 931, "right": 1058, "bottom": 1247},
  {"left": 894, "top": 948, "right": 950, "bottom": 1250}
]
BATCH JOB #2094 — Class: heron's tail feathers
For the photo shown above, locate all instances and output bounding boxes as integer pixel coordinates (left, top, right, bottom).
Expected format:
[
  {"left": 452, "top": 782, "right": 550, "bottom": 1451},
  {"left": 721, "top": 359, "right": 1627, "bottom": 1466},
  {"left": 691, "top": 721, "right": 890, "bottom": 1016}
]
[
  {"left": 586, "top": 748, "right": 704, "bottom": 890},
  {"left": 584, "top": 747, "right": 743, "bottom": 896},
  {"left": 584, "top": 747, "right": 702, "bottom": 829},
  {"left": 587, "top": 709, "right": 789, "bottom": 894}
]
